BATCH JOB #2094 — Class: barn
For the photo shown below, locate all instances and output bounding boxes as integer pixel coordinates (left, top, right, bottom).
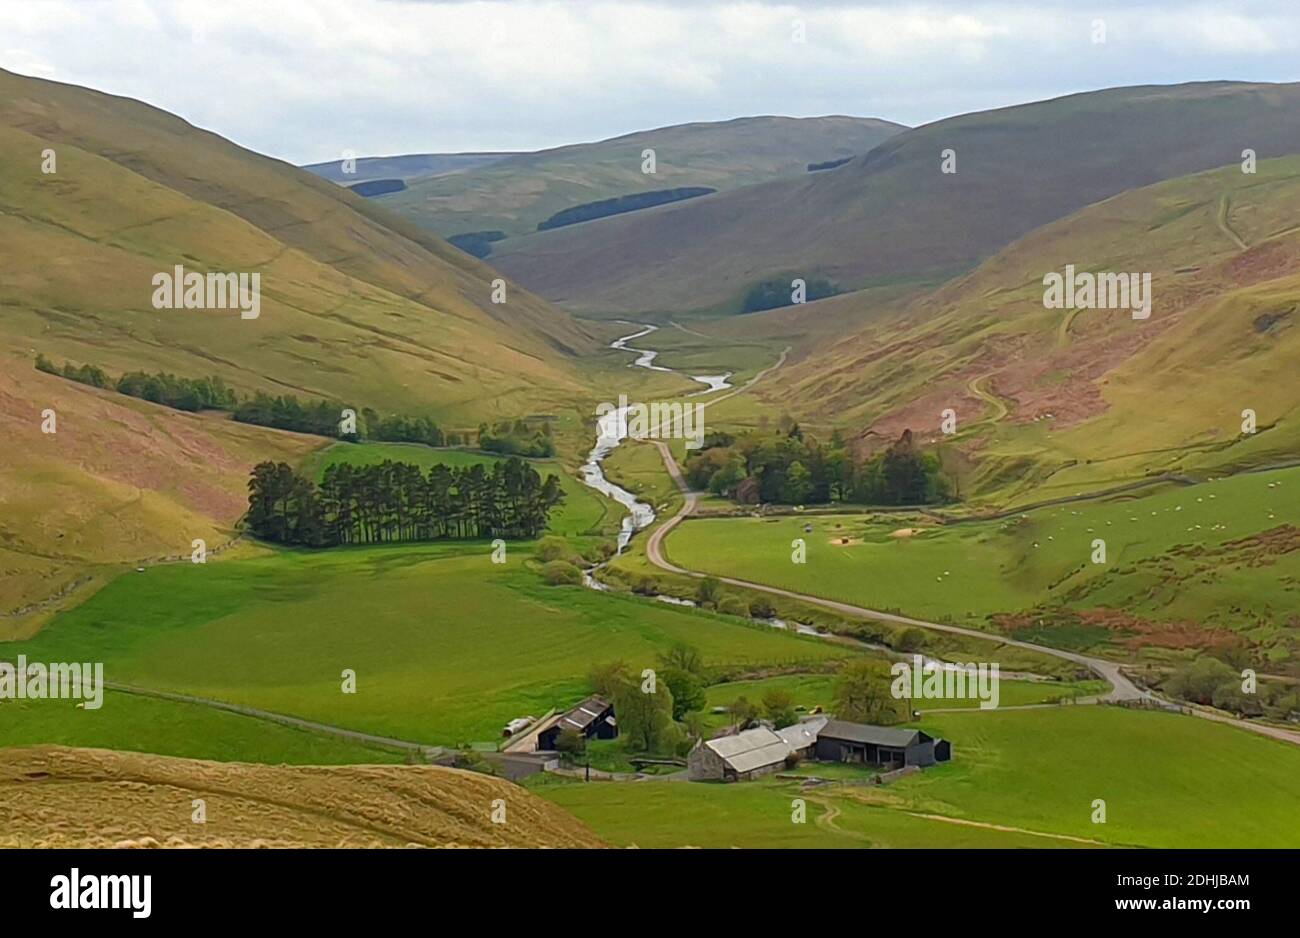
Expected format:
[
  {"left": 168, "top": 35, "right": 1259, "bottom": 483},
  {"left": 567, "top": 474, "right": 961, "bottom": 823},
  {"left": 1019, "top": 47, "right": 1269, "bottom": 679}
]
[
  {"left": 688, "top": 726, "right": 790, "bottom": 782},
  {"left": 688, "top": 717, "right": 827, "bottom": 781},
  {"left": 813, "top": 720, "right": 944, "bottom": 769},
  {"left": 536, "top": 695, "right": 616, "bottom": 750}
]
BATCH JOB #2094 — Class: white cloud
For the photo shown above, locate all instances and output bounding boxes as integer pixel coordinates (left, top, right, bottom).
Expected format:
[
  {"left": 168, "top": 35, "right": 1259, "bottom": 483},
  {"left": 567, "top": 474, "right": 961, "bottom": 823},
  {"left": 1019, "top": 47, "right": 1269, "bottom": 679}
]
[{"left": 0, "top": 0, "right": 1296, "bottom": 163}]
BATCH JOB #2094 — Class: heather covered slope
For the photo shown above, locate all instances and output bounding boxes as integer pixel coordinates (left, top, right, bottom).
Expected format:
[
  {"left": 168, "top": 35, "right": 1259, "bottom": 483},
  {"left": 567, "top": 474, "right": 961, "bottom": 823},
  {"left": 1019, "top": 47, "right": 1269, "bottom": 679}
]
[
  {"left": 380, "top": 115, "right": 904, "bottom": 239},
  {"left": 0, "top": 68, "right": 596, "bottom": 420},
  {"left": 0, "top": 746, "right": 605, "bottom": 848},
  {"left": 744, "top": 156, "right": 1300, "bottom": 505},
  {"left": 491, "top": 82, "right": 1300, "bottom": 316},
  {"left": 0, "top": 365, "right": 318, "bottom": 628}
]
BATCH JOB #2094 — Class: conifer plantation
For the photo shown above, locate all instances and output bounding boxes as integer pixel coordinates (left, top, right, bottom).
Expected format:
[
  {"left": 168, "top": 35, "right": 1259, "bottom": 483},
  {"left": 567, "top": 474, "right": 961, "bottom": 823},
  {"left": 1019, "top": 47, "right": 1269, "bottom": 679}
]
[{"left": 246, "top": 458, "right": 565, "bottom": 546}]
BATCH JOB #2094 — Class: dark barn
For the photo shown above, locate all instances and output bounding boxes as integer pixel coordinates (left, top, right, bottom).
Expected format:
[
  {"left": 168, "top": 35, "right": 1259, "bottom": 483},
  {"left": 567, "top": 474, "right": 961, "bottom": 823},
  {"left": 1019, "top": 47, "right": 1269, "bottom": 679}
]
[
  {"left": 536, "top": 695, "right": 616, "bottom": 750},
  {"left": 813, "top": 720, "right": 941, "bottom": 769}
]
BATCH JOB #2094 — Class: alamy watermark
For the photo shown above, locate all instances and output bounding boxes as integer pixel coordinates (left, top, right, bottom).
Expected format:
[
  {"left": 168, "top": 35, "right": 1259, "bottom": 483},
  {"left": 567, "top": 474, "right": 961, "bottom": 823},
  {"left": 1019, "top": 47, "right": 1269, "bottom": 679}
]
[
  {"left": 1042, "top": 264, "right": 1151, "bottom": 320},
  {"left": 595, "top": 394, "right": 705, "bottom": 449},
  {"left": 152, "top": 264, "right": 260, "bottom": 320},
  {"left": 0, "top": 656, "right": 104, "bottom": 709},
  {"left": 890, "top": 655, "right": 1000, "bottom": 710}
]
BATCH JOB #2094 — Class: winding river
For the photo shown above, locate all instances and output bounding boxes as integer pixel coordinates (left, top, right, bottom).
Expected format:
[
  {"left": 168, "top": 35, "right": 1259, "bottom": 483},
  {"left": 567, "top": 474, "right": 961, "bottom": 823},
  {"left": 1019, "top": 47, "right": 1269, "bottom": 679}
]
[{"left": 580, "top": 323, "right": 731, "bottom": 554}]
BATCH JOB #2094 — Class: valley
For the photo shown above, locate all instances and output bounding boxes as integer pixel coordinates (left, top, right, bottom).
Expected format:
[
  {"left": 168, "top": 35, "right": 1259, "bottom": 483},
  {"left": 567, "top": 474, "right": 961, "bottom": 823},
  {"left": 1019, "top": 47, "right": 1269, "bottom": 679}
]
[{"left": 3, "top": 60, "right": 1298, "bottom": 857}]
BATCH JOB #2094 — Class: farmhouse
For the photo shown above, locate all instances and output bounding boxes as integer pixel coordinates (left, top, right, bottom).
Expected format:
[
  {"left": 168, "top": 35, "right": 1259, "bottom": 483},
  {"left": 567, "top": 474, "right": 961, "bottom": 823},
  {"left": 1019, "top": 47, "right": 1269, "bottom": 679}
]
[
  {"left": 813, "top": 720, "right": 948, "bottom": 769},
  {"left": 536, "top": 695, "right": 616, "bottom": 750}
]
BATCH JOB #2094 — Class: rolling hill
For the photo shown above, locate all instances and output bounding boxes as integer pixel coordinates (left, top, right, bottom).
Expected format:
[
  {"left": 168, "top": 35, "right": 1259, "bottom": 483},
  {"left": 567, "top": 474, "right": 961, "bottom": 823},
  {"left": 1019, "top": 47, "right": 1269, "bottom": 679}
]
[
  {"left": 0, "top": 746, "right": 604, "bottom": 848},
  {"left": 372, "top": 115, "right": 905, "bottom": 240},
  {"left": 302, "top": 151, "right": 515, "bottom": 184},
  {"left": 489, "top": 82, "right": 1300, "bottom": 316},
  {"left": 0, "top": 67, "right": 597, "bottom": 421},
  {"left": 736, "top": 155, "right": 1300, "bottom": 505}
]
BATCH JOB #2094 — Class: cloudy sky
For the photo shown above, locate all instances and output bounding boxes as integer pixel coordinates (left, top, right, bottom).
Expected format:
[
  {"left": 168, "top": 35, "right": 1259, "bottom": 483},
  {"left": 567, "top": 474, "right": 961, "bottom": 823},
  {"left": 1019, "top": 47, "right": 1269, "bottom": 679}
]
[{"left": 2, "top": 0, "right": 1297, "bottom": 164}]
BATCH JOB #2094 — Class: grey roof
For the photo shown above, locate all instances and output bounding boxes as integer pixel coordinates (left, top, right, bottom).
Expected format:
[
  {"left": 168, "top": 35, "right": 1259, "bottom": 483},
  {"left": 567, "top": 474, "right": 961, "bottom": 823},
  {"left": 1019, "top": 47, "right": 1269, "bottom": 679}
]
[
  {"left": 704, "top": 726, "right": 791, "bottom": 773},
  {"left": 817, "top": 720, "right": 926, "bottom": 748},
  {"left": 776, "top": 716, "right": 827, "bottom": 750}
]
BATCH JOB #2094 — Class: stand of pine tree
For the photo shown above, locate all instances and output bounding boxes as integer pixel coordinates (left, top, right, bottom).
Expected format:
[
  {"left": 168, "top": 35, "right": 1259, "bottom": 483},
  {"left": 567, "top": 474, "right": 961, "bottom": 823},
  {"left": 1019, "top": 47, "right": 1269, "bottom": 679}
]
[{"left": 246, "top": 458, "right": 564, "bottom": 546}]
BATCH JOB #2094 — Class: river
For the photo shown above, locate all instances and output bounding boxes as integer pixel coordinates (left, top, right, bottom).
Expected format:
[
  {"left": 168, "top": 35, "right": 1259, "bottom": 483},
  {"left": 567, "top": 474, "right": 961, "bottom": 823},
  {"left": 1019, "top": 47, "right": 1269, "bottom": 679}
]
[{"left": 580, "top": 323, "right": 731, "bottom": 554}]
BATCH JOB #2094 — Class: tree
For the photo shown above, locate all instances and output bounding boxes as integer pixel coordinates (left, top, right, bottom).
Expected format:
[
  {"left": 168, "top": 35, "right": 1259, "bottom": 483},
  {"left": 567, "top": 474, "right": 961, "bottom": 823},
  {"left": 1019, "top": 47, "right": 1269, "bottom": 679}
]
[
  {"left": 894, "top": 627, "right": 926, "bottom": 653},
  {"left": 663, "top": 668, "right": 707, "bottom": 721},
  {"left": 696, "top": 577, "right": 723, "bottom": 608},
  {"left": 832, "top": 659, "right": 904, "bottom": 725},
  {"left": 658, "top": 642, "right": 703, "bottom": 675},
  {"left": 613, "top": 677, "right": 676, "bottom": 754},
  {"left": 1165, "top": 656, "right": 1240, "bottom": 705},
  {"left": 729, "top": 695, "right": 761, "bottom": 727},
  {"left": 762, "top": 688, "right": 798, "bottom": 729},
  {"left": 555, "top": 728, "right": 586, "bottom": 763},
  {"left": 588, "top": 660, "right": 631, "bottom": 698}
]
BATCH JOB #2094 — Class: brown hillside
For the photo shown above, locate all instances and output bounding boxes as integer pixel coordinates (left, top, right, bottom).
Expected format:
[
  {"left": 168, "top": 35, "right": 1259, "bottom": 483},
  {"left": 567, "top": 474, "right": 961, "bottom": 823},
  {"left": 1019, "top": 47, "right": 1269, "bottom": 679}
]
[{"left": 0, "top": 746, "right": 605, "bottom": 849}]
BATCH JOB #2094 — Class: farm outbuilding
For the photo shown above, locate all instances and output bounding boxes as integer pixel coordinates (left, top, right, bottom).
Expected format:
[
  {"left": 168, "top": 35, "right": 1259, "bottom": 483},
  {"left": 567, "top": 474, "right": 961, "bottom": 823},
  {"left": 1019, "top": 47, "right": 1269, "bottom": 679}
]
[
  {"left": 689, "top": 726, "right": 791, "bottom": 782},
  {"left": 536, "top": 695, "right": 616, "bottom": 750},
  {"left": 813, "top": 720, "right": 944, "bottom": 769}
]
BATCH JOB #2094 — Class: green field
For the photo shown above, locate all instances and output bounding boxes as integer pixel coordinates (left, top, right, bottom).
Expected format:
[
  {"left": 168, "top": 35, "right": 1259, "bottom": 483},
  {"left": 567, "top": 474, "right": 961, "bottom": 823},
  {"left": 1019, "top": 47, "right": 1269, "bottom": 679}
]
[
  {"left": 2, "top": 544, "right": 849, "bottom": 747},
  {"left": 0, "top": 691, "right": 403, "bottom": 765},
  {"left": 664, "top": 465, "right": 1300, "bottom": 665},
  {"left": 702, "top": 673, "right": 1109, "bottom": 730},
  {"left": 537, "top": 705, "right": 1300, "bottom": 848}
]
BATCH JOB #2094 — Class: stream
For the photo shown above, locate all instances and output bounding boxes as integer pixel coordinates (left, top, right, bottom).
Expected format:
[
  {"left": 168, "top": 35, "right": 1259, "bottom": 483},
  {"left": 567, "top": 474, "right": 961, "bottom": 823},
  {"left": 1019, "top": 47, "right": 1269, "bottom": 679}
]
[
  {"left": 580, "top": 323, "right": 731, "bottom": 554},
  {"left": 577, "top": 334, "right": 1009, "bottom": 673}
]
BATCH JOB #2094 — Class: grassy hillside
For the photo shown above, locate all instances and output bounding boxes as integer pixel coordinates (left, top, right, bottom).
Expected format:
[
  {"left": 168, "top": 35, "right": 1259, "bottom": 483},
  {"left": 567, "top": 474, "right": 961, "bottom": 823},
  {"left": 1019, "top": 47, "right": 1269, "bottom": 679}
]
[
  {"left": 0, "top": 691, "right": 405, "bottom": 765},
  {"left": 0, "top": 366, "right": 318, "bottom": 627},
  {"left": 748, "top": 155, "right": 1300, "bottom": 504},
  {"left": 1, "top": 746, "right": 603, "bottom": 848},
  {"left": 379, "top": 115, "right": 904, "bottom": 240},
  {"left": 0, "top": 68, "right": 596, "bottom": 421},
  {"left": 491, "top": 82, "right": 1300, "bottom": 316}
]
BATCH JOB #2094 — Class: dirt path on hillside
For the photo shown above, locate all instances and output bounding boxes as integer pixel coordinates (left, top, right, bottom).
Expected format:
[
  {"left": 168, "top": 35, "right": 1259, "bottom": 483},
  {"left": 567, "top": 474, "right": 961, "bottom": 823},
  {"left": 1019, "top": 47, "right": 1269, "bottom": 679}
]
[
  {"left": 643, "top": 445, "right": 1300, "bottom": 749},
  {"left": 1217, "top": 192, "right": 1249, "bottom": 251}
]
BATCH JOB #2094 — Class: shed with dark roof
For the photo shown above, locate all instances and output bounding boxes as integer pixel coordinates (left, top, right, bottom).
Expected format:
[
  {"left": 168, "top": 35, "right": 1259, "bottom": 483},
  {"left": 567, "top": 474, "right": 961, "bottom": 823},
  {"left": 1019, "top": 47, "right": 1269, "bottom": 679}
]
[
  {"left": 536, "top": 695, "right": 616, "bottom": 750},
  {"left": 813, "top": 719, "right": 940, "bottom": 768}
]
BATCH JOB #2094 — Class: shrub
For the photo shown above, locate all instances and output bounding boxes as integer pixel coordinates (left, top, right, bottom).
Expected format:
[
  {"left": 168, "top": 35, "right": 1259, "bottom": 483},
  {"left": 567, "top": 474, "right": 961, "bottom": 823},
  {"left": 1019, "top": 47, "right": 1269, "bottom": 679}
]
[
  {"left": 540, "top": 560, "right": 583, "bottom": 586},
  {"left": 749, "top": 597, "right": 777, "bottom": 619},
  {"left": 717, "top": 595, "right": 751, "bottom": 617}
]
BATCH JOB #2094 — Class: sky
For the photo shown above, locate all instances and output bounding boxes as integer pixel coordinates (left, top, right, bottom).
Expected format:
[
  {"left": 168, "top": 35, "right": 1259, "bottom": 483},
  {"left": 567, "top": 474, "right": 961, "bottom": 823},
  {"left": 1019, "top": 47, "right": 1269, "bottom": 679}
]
[{"left": 2, "top": 0, "right": 1297, "bottom": 165}]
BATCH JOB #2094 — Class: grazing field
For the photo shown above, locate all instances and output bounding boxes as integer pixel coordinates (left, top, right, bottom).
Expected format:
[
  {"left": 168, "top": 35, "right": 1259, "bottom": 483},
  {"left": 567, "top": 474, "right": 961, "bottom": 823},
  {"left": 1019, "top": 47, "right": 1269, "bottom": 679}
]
[
  {"left": 531, "top": 774, "right": 1076, "bottom": 848},
  {"left": 664, "top": 465, "right": 1300, "bottom": 664},
  {"left": 304, "top": 441, "right": 615, "bottom": 539},
  {"left": 891, "top": 706, "right": 1300, "bottom": 848},
  {"left": 2, "top": 545, "right": 848, "bottom": 747},
  {"left": 537, "top": 705, "right": 1300, "bottom": 848},
  {"left": 702, "top": 673, "right": 1109, "bottom": 729},
  {"left": 0, "top": 692, "right": 403, "bottom": 765}
]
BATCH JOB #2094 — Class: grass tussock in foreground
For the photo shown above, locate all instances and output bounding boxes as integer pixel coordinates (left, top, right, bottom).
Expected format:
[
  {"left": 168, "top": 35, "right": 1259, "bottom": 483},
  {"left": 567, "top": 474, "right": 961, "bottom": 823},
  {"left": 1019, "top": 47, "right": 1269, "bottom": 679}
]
[{"left": 0, "top": 746, "right": 604, "bottom": 849}]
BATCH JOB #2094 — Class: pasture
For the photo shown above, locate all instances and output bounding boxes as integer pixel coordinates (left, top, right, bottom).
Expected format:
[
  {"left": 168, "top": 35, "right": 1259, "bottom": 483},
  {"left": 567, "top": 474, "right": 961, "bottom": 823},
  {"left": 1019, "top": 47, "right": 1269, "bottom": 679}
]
[
  {"left": 2, "top": 544, "right": 848, "bottom": 747},
  {"left": 0, "top": 691, "right": 403, "bottom": 765},
  {"left": 537, "top": 704, "right": 1300, "bottom": 848},
  {"left": 664, "top": 465, "right": 1300, "bottom": 661}
]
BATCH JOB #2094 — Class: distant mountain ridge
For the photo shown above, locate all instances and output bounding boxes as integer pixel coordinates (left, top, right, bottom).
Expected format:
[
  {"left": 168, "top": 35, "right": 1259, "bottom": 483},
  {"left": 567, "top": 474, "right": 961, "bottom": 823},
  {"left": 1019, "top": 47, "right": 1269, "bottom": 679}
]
[
  {"left": 488, "top": 82, "right": 1300, "bottom": 316},
  {"left": 366, "top": 114, "right": 906, "bottom": 239}
]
